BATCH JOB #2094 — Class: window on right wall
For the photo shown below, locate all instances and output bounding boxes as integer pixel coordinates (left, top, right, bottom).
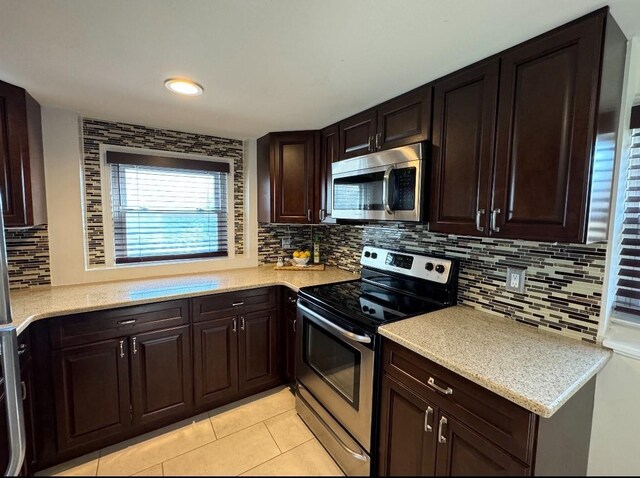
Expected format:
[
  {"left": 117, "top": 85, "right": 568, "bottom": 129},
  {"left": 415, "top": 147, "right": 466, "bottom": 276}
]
[{"left": 613, "top": 124, "right": 640, "bottom": 320}]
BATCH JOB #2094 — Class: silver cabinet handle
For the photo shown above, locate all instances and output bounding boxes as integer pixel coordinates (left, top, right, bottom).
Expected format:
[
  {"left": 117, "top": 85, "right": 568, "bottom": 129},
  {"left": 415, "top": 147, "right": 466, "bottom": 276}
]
[
  {"left": 491, "top": 208, "right": 501, "bottom": 232},
  {"left": 17, "top": 343, "right": 26, "bottom": 356},
  {"left": 232, "top": 301, "right": 244, "bottom": 307},
  {"left": 424, "top": 406, "right": 433, "bottom": 433},
  {"left": 368, "top": 135, "right": 375, "bottom": 152},
  {"left": 20, "top": 382, "right": 26, "bottom": 401},
  {"left": 307, "top": 209, "right": 312, "bottom": 222},
  {"left": 319, "top": 209, "right": 326, "bottom": 222},
  {"left": 428, "top": 377, "right": 453, "bottom": 395},
  {"left": 476, "top": 209, "right": 485, "bottom": 232},
  {"left": 288, "top": 296, "right": 297, "bottom": 304},
  {"left": 240, "top": 316, "right": 245, "bottom": 331},
  {"left": 438, "top": 416, "right": 448, "bottom": 444},
  {"left": 232, "top": 318, "right": 237, "bottom": 333},
  {"left": 375, "top": 132, "right": 381, "bottom": 150},
  {"left": 132, "top": 337, "right": 138, "bottom": 355},
  {"left": 382, "top": 166, "right": 394, "bottom": 215},
  {"left": 118, "top": 319, "right": 137, "bottom": 325},
  {"left": 292, "top": 319, "right": 297, "bottom": 334},
  {"left": 119, "top": 339, "right": 125, "bottom": 358}
]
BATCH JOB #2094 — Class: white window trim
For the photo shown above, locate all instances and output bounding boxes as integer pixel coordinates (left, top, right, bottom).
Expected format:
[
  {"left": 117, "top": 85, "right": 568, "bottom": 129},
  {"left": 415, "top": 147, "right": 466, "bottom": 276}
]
[
  {"left": 601, "top": 36, "right": 640, "bottom": 359},
  {"left": 98, "top": 144, "right": 235, "bottom": 269}
]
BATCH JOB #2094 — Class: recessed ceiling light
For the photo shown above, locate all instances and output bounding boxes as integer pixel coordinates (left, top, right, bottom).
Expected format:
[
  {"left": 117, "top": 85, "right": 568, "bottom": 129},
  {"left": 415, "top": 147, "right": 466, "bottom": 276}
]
[{"left": 164, "top": 78, "right": 204, "bottom": 96}]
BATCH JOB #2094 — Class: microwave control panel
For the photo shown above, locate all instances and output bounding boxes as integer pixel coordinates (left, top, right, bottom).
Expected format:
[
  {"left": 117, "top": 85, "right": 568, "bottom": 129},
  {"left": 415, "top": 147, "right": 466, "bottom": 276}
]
[{"left": 360, "top": 246, "right": 453, "bottom": 285}]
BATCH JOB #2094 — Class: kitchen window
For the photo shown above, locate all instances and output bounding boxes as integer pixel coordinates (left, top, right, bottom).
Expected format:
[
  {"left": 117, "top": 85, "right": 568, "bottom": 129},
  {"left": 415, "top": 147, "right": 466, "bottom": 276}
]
[
  {"left": 106, "top": 151, "right": 230, "bottom": 264},
  {"left": 613, "top": 125, "right": 640, "bottom": 320}
]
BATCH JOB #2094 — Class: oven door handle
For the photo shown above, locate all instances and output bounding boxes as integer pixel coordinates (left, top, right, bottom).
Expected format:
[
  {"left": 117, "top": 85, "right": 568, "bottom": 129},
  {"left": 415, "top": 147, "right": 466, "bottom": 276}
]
[
  {"left": 382, "top": 165, "right": 394, "bottom": 215},
  {"left": 298, "top": 302, "right": 372, "bottom": 344}
]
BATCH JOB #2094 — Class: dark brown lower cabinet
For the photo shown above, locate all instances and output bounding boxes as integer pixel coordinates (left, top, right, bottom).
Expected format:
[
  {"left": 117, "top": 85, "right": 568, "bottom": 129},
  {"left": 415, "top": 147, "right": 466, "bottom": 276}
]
[
  {"left": 193, "top": 316, "right": 239, "bottom": 407},
  {"left": 238, "top": 309, "right": 279, "bottom": 392},
  {"left": 379, "top": 338, "right": 596, "bottom": 476},
  {"left": 435, "top": 413, "right": 529, "bottom": 476},
  {"left": 130, "top": 325, "right": 192, "bottom": 426},
  {"left": 282, "top": 288, "right": 298, "bottom": 383},
  {"left": 53, "top": 338, "right": 131, "bottom": 452},
  {"left": 378, "top": 374, "right": 437, "bottom": 476}
]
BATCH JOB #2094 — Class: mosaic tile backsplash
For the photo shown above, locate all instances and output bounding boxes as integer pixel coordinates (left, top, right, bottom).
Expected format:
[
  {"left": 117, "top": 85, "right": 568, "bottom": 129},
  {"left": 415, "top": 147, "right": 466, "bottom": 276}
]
[
  {"left": 5, "top": 225, "right": 51, "bottom": 289},
  {"left": 258, "top": 223, "right": 606, "bottom": 343},
  {"left": 82, "top": 118, "right": 245, "bottom": 266}
]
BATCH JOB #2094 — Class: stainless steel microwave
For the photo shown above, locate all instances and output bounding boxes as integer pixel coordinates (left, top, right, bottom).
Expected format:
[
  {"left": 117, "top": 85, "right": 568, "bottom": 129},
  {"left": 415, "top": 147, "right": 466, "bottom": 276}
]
[{"left": 331, "top": 142, "right": 425, "bottom": 222}]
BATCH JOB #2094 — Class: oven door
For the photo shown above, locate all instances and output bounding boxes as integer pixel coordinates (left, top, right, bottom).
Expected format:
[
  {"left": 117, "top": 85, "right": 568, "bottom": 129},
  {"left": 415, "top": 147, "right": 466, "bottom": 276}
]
[{"left": 296, "top": 301, "right": 374, "bottom": 451}]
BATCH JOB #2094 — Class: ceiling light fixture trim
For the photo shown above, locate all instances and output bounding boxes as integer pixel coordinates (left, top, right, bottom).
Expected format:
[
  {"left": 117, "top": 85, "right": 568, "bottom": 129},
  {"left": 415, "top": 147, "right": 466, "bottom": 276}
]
[{"left": 164, "top": 78, "right": 204, "bottom": 96}]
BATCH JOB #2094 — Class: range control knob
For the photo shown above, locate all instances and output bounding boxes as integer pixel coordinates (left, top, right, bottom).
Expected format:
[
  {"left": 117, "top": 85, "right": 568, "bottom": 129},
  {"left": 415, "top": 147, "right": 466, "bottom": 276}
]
[
  {"left": 435, "top": 264, "right": 445, "bottom": 274},
  {"left": 369, "top": 309, "right": 376, "bottom": 315},
  {"left": 425, "top": 262, "right": 434, "bottom": 271},
  {"left": 371, "top": 252, "right": 378, "bottom": 259},
  {"left": 362, "top": 305, "right": 369, "bottom": 312},
  {"left": 364, "top": 251, "right": 371, "bottom": 258}
]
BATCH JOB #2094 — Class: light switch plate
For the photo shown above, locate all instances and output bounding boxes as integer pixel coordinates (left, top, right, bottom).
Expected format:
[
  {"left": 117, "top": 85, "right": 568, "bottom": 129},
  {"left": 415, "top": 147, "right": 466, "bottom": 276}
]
[{"left": 506, "top": 266, "right": 526, "bottom": 293}]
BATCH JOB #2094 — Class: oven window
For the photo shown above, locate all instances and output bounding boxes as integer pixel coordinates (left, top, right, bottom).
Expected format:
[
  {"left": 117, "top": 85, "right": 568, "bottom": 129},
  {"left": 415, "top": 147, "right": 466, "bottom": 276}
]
[
  {"left": 333, "top": 171, "right": 384, "bottom": 211},
  {"left": 303, "top": 321, "right": 361, "bottom": 408}
]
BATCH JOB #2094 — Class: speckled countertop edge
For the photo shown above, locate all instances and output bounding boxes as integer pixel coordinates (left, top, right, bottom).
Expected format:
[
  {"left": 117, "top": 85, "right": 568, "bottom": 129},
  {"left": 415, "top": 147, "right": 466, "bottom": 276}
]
[
  {"left": 9, "top": 265, "right": 358, "bottom": 335},
  {"left": 378, "top": 305, "right": 612, "bottom": 418}
]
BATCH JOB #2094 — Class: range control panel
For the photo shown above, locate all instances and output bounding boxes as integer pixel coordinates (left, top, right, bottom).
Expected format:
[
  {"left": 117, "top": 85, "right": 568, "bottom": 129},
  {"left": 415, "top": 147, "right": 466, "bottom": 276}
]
[{"left": 360, "top": 246, "right": 453, "bottom": 284}]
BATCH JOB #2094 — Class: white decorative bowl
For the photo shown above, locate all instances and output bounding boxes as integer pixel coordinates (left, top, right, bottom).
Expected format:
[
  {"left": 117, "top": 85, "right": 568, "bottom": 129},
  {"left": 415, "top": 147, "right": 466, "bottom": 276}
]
[{"left": 292, "top": 256, "right": 310, "bottom": 266}]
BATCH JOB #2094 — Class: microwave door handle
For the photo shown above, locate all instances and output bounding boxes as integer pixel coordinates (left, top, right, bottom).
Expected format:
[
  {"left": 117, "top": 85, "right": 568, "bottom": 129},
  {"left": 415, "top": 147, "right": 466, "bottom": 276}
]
[{"left": 383, "top": 166, "right": 394, "bottom": 215}]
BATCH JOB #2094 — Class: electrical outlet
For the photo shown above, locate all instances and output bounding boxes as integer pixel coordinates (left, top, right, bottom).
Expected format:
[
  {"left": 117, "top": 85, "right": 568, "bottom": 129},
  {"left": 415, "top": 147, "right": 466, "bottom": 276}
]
[
  {"left": 506, "top": 267, "right": 526, "bottom": 293},
  {"left": 282, "top": 237, "right": 291, "bottom": 249}
]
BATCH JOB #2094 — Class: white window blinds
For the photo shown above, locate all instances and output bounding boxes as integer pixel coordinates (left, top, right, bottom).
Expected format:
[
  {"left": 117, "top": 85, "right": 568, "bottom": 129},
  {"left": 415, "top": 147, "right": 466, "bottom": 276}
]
[
  {"left": 615, "top": 126, "right": 640, "bottom": 316},
  {"left": 107, "top": 152, "right": 229, "bottom": 264}
]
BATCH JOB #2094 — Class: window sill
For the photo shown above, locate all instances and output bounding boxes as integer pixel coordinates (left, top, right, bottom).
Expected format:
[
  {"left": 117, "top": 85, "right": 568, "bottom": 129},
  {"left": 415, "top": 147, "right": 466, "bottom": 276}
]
[{"left": 603, "top": 317, "right": 640, "bottom": 361}]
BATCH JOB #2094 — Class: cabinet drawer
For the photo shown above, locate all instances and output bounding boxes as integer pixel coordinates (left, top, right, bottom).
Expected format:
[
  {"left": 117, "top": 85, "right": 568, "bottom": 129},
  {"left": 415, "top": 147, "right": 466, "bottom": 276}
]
[
  {"left": 192, "top": 287, "right": 276, "bottom": 322},
  {"left": 382, "top": 339, "right": 536, "bottom": 464},
  {"left": 283, "top": 288, "right": 298, "bottom": 313},
  {"left": 50, "top": 300, "right": 189, "bottom": 349}
]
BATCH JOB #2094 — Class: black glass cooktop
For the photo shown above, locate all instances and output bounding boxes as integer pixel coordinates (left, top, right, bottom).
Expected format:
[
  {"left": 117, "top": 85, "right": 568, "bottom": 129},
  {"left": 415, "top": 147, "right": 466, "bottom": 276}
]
[{"left": 298, "top": 279, "right": 444, "bottom": 332}]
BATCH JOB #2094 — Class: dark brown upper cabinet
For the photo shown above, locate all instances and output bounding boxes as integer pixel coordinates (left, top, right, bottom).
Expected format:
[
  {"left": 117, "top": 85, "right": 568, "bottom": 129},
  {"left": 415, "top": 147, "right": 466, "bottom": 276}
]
[
  {"left": 0, "top": 79, "right": 47, "bottom": 227},
  {"left": 430, "top": 59, "right": 499, "bottom": 235},
  {"left": 430, "top": 8, "right": 625, "bottom": 243},
  {"left": 257, "top": 131, "right": 319, "bottom": 224},
  {"left": 319, "top": 124, "right": 339, "bottom": 222},
  {"left": 490, "top": 10, "right": 625, "bottom": 243},
  {"left": 338, "top": 86, "right": 431, "bottom": 160}
]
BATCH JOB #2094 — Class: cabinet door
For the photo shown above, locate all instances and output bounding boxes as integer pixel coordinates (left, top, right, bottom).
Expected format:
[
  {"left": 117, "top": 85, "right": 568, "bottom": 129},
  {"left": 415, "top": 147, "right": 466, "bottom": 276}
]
[
  {"left": 435, "top": 413, "right": 529, "bottom": 476},
  {"left": 339, "top": 108, "right": 377, "bottom": 159},
  {"left": 273, "top": 132, "right": 316, "bottom": 223},
  {"left": 284, "top": 309, "right": 297, "bottom": 383},
  {"left": 130, "top": 325, "right": 192, "bottom": 427},
  {"left": 430, "top": 60, "right": 499, "bottom": 235},
  {"left": 193, "top": 317, "right": 239, "bottom": 407},
  {"left": 319, "top": 124, "right": 339, "bottom": 220},
  {"left": 53, "top": 338, "right": 131, "bottom": 452},
  {"left": 378, "top": 375, "right": 437, "bottom": 476},
  {"left": 238, "top": 308, "right": 280, "bottom": 392},
  {"left": 377, "top": 86, "right": 431, "bottom": 151},
  {"left": 491, "top": 14, "right": 604, "bottom": 242}
]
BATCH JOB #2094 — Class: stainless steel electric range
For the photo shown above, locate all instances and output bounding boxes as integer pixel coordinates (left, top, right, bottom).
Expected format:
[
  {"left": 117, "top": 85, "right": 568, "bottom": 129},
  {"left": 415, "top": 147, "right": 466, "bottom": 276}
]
[{"left": 295, "top": 246, "right": 459, "bottom": 476}]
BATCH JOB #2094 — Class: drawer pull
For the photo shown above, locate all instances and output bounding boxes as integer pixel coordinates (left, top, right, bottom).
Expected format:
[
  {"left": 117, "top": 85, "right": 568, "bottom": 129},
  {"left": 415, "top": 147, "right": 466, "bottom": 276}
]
[
  {"left": 428, "top": 377, "right": 453, "bottom": 395},
  {"left": 232, "top": 301, "right": 244, "bottom": 307},
  {"left": 424, "top": 406, "right": 433, "bottom": 433},
  {"left": 438, "top": 416, "right": 448, "bottom": 444},
  {"left": 118, "top": 319, "right": 137, "bottom": 325},
  {"left": 288, "top": 296, "right": 297, "bottom": 304},
  {"left": 17, "top": 343, "right": 26, "bottom": 356},
  {"left": 119, "top": 340, "right": 125, "bottom": 358}
]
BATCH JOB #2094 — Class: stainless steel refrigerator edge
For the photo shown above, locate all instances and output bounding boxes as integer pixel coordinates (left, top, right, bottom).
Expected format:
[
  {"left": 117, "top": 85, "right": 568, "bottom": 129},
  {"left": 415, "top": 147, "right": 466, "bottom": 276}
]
[{"left": 0, "top": 199, "right": 26, "bottom": 476}]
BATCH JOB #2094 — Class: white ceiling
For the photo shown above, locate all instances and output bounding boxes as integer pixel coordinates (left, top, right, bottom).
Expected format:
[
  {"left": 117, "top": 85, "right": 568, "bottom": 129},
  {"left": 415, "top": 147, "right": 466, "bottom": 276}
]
[{"left": 1, "top": 0, "right": 640, "bottom": 140}]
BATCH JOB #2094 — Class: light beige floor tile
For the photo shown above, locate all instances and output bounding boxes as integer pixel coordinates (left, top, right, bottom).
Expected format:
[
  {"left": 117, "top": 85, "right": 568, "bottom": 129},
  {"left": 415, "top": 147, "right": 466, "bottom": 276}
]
[
  {"left": 241, "top": 439, "right": 343, "bottom": 476},
  {"left": 264, "top": 409, "right": 314, "bottom": 452},
  {"left": 132, "top": 463, "right": 163, "bottom": 476},
  {"left": 163, "top": 422, "right": 281, "bottom": 476},
  {"left": 209, "top": 387, "right": 294, "bottom": 438},
  {"left": 35, "top": 451, "right": 100, "bottom": 476},
  {"left": 97, "top": 413, "right": 215, "bottom": 476}
]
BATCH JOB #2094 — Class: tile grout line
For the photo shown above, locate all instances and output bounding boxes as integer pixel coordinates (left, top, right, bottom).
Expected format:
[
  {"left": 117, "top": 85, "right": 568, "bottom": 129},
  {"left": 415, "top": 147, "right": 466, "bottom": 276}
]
[
  {"left": 263, "top": 418, "right": 285, "bottom": 455},
  {"left": 211, "top": 403, "right": 296, "bottom": 440},
  {"left": 237, "top": 436, "right": 317, "bottom": 476}
]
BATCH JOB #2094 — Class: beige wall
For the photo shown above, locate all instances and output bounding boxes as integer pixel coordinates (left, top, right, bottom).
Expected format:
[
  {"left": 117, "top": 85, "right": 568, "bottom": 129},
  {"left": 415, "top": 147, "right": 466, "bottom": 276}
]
[{"left": 41, "top": 107, "right": 259, "bottom": 286}]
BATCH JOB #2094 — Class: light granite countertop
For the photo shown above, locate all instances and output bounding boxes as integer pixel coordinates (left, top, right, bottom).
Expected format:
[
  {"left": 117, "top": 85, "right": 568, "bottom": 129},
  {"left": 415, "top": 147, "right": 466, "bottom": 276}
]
[
  {"left": 378, "top": 305, "right": 611, "bottom": 418},
  {"left": 9, "top": 265, "right": 358, "bottom": 335}
]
